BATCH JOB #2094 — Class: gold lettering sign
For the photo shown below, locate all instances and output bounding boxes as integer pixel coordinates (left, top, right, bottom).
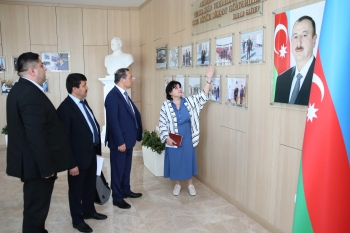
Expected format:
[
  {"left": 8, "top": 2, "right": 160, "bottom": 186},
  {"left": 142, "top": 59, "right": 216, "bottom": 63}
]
[{"left": 192, "top": 0, "right": 263, "bottom": 35}]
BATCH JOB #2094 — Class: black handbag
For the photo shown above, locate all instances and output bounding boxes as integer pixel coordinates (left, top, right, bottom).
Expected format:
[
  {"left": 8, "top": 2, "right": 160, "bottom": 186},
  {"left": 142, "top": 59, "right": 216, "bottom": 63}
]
[{"left": 94, "top": 171, "right": 111, "bottom": 205}]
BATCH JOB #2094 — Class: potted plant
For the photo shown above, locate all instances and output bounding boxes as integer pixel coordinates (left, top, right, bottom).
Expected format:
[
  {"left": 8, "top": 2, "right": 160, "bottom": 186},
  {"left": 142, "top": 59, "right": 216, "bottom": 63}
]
[
  {"left": 2, "top": 125, "right": 8, "bottom": 147},
  {"left": 141, "top": 129, "right": 165, "bottom": 176}
]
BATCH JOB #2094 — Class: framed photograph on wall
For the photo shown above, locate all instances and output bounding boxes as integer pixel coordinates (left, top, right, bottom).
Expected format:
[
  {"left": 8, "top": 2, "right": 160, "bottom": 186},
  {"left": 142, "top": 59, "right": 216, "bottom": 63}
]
[
  {"left": 215, "top": 34, "right": 233, "bottom": 66},
  {"left": 164, "top": 75, "right": 173, "bottom": 94},
  {"left": 1, "top": 79, "right": 18, "bottom": 94},
  {"left": 208, "top": 75, "right": 221, "bottom": 103},
  {"left": 13, "top": 56, "right": 18, "bottom": 73},
  {"left": 175, "top": 75, "right": 186, "bottom": 96},
  {"left": 156, "top": 44, "right": 167, "bottom": 69},
  {"left": 272, "top": 1, "right": 325, "bottom": 106},
  {"left": 0, "top": 56, "right": 7, "bottom": 73},
  {"left": 225, "top": 75, "right": 248, "bottom": 108},
  {"left": 196, "top": 40, "right": 210, "bottom": 66},
  {"left": 187, "top": 75, "right": 201, "bottom": 97},
  {"left": 181, "top": 44, "right": 193, "bottom": 68},
  {"left": 41, "top": 52, "right": 70, "bottom": 72},
  {"left": 239, "top": 26, "right": 265, "bottom": 64},
  {"left": 168, "top": 47, "right": 179, "bottom": 69}
]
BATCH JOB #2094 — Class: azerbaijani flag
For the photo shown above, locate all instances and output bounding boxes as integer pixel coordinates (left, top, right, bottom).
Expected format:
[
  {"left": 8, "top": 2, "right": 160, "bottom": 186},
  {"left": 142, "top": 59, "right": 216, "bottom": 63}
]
[
  {"left": 273, "top": 12, "right": 290, "bottom": 99},
  {"left": 292, "top": 1, "right": 350, "bottom": 232}
]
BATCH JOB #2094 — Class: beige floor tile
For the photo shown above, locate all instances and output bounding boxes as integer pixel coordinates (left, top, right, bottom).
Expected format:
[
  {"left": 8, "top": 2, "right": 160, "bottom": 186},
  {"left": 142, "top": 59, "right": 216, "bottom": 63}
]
[{"left": 0, "top": 148, "right": 270, "bottom": 233}]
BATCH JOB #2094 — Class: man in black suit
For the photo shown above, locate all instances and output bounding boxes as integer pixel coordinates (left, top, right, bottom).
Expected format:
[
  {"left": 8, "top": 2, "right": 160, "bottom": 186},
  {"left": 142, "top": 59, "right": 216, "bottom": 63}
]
[
  {"left": 246, "top": 37, "right": 252, "bottom": 60},
  {"left": 201, "top": 49, "right": 206, "bottom": 64},
  {"left": 105, "top": 68, "right": 142, "bottom": 209},
  {"left": 57, "top": 73, "right": 107, "bottom": 233},
  {"left": 6, "top": 52, "right": 70, "bottom": 233},
  {"left": 234, "top": 86, "right": 239, "bottom": 103},
  {"left": 274, "top": 16, "right": 317, "bottom": 106}
]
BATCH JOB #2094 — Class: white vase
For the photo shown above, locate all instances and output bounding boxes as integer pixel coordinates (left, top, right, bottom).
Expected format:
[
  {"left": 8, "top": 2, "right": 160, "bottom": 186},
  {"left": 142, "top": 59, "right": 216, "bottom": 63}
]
[
  {"left": 5, "top": 135, "right": 8, "bottom": 147},
  {"left": 142, "top": 146, "right": 164, "bottom": 177}
]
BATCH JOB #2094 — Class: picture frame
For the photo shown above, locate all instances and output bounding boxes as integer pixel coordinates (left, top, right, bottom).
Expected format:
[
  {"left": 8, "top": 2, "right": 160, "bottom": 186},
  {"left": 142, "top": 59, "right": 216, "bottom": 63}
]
[
  {"left": 156, "top": 44, "right": 167, "bottom": 69},
  {"left": 239, "top": 26, "right": 265, "bottom": 64},
  {"left": 168, "top": 47, "right": 179, "bottom": 69},
  {"left": 0, "top": 56, "right": 7, "bottom": 73},
  {"left": 187, "top": 75, "right": 201, "bottom": 97},
  {"left": 13, "top": 56, "right": 18, "bottom": 73},
  {"left": 225, "top": 75, "right": 248, "bottom": 108},
  {"left": 163, "top": 75, "right": 173, "bottom": 94},
  {"left": 208, "top": 75, "right": 221, "bottom": 103},
  {"left": 215, "top": 34, "right": 234, "bottom": 66},
  {"left": 181, "top": 44, "right": 193, "bottom": 68},
  {"left": 195, "top": 40, "right": 210, "bottom": 66},
  {"left": 41, "top": 52, "right": 70, "bottom": 72},
  {"left": 175, "top": 75, "right": 186, "bottom": 96},
  {"left": 272, "top": 1, "right": 325, "bottom": 106},
  {"left": 1, "top": 79, "right": 18, "bottom": 94}
]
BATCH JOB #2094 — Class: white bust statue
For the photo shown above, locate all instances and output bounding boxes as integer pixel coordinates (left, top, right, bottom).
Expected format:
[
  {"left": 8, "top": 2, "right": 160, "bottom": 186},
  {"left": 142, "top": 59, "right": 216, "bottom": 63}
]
[{"left": 105, "top": 37, "right": 134, "bottom": 76}]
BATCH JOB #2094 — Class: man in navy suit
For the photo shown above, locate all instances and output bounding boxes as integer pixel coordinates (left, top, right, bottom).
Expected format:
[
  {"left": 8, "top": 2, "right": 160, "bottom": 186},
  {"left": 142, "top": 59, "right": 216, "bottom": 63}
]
[
  {"left": 57, "top": 73, "right": 107, "bottom": 232},
  {"left": 274, "top": 16, "right": 317, "bottom": 106},
  {"left": 57, "top": 57, "right": 68, "bottom": 70},
  {"left": 105, "top": 68, "right": 142, "bottom": 209}
]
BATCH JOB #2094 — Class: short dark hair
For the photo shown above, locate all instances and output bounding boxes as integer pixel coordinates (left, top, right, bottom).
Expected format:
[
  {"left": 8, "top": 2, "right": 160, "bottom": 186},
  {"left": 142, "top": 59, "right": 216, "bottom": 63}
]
[
  {"left": 165, "top": 81, "right": 181, "bottom": 100},
  {"left": 17, "top": 52, "right": 40, "bottom": 75},
  {"left": 66, "top": 73, "right": 87, "bottom": 94},
  {"left": 295, "top": 15, "right": 316, "bottom": 36},
  {"left": 114, "top": 68, "right": 129, "bottom": 83}
]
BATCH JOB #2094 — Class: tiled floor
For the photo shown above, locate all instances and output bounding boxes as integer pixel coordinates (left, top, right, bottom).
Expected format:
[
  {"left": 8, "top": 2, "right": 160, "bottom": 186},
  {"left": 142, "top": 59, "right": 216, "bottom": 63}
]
[{"left": 0, "top": 147, "right": 270, "bottom": 233}]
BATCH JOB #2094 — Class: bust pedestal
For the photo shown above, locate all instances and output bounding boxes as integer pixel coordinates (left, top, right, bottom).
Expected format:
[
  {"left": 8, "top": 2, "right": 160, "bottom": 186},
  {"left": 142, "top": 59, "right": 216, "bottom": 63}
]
[{"left": 99, "top": 75, "right": 131, "bottom": 152}]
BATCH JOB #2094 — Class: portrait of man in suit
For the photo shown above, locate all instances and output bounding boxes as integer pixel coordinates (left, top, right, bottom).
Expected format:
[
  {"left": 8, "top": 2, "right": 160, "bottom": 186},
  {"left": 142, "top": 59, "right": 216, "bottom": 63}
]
[
  {"left": 57, "top": 73, "right": 107, "bottom": 233},
  {"left": 274, "top": 16, "right": 318, "bottom": 105},
  {"left": 105, "top": 68, "right": 143, "bottom": 209},
  {"left": 57, "top": 56, "right": 69, "bottom": 71},
  {"left": 6, "top": 52, "right": 70, "bottom": 233}
]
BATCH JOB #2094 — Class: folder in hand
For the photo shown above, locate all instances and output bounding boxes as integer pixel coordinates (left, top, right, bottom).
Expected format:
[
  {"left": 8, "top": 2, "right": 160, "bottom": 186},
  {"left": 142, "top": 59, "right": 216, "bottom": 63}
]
[{"left": 169, "top": 133, "right": 183, "bottom": 146}]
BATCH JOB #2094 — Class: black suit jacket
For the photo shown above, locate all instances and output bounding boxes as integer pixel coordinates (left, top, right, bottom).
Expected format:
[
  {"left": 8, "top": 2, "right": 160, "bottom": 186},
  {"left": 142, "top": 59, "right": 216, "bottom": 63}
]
[
  {"left": 247, "top": 39, "right": 252, "bottom": 50},
  {"left": 57, "top": 96, "right": 101, "bottom": 170},
  {"left": 6, "top": 78, "right": 70, "bottom": 180},
  {"left": 274, "top": 57, "right": 315, "bottom": 106}
]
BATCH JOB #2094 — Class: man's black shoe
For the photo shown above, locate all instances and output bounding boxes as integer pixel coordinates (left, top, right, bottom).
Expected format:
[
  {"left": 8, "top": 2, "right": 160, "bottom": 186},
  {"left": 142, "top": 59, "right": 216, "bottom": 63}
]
[
  {"left": 113, "top": 199, "right": 131, "bottom": 209},
  {"left": 73, "top": 222, "right": 93, "bottom": 233},
  {"left": 123, "top": 191, "right": 142, "bottom": 198},
  {"left": 83, "top": 212, "right": 107, "bottom": 220}
]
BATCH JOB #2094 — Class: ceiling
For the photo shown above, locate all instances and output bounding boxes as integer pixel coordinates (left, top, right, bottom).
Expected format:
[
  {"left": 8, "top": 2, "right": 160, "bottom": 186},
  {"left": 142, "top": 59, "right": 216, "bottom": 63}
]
[{"left": 9, "top": 0, "right": 148, "bottom": 8}]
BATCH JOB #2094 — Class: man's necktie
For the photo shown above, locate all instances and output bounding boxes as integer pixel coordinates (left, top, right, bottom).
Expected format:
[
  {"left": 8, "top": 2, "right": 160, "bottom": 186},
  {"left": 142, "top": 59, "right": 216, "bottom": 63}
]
[
  {"left": 80, "top": 100, "right": 99, "bottom": 144},
  {"left": 124, "top": 91, "right": 138, "bottom": 129},
  {"left": 289, "top": 73, "right": 302, "bottom": 104}
]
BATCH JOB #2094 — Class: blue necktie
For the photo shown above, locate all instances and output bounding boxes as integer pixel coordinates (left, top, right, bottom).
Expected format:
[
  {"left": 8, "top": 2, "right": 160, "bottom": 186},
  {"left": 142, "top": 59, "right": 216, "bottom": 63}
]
[
  {"left": 289, "top": 73, "right": 302, "bottom": 104},
  {"left": 80, "top": 100, "right": 99, "bottom": 144},
  {"left": 124, "top": 92, "right": 138, "bottom": 129}
]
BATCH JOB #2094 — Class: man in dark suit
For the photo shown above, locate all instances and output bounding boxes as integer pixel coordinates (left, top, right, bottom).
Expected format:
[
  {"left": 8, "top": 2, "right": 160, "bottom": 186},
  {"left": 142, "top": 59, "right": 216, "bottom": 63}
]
[
  {"left": 57, "top": 57, "right": 68, "bottom": 70},
  {"left": 105, "top": 68, "right": 142, "bottom": 209},
  {"left": 274, "top": 16, "right": 317, "bottom": 106},
  {"left": 240, "top": 85, "right": 244, "bottom": 105},
  {"left": 246, "top": 37, "right": 252, "bottom": 60},
  {"left": 201, "top": 49, "right": 206, "bottom": 64},
  {"left": 6, "top": 52, "right": 70, "bottom": 233},
  {"left": 234, "top": 86, "right": 239, "bottom": 103},
  {"left": 57, "top": 73, "right": 107, "bottom": 233}
]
